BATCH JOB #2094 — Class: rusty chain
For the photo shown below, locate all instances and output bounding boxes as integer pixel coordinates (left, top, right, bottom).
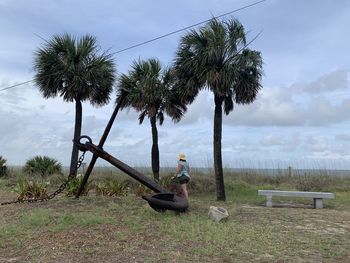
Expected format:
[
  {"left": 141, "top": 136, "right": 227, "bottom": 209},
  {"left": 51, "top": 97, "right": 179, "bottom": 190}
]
[{"left": 1, "top": 151, "right": 86, "bottom": 206}]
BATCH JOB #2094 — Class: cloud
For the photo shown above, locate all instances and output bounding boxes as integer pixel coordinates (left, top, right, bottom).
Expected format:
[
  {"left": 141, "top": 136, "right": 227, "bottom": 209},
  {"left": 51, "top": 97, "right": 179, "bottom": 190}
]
[
  {"left": 304, "top": 136, "right": 329, "bottom": 153},
  {"left": 223, "top": 69, "right": 350, "bottom": 127},
  {"left": 290, "top": 70, "right": 349, "bottom": 94},
  {"left": 260, "top": 134, "right": 284, "bottom": 146},
  {"left": 161, "top": 70, "right": 350, "bottom": 128},
  {"left": 335, "top": 134, "right": 350, "bottom": 141},
  {"left": 306, "top": 98, "right": 350, "bottom": 126},
  {"left": 176, "top": 92, "right": 213, "bottom": 125}
]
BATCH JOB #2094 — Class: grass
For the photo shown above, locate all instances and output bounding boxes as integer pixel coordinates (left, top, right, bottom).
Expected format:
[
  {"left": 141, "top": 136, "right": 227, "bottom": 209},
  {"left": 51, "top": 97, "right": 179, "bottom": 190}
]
[{"left": 0, "top": 170, "right": 349, "bottom": 262}]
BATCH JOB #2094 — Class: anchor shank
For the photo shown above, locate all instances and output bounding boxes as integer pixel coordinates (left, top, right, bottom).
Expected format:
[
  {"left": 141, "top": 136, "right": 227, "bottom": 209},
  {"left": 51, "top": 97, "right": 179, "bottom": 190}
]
[
  {"left": 98, "top": 98, "right": 123, "bottom": 148},
  {"left": 76, "top": 98, "right": 124, "bottom": 198},
  {"left": 84, "top": 142, "right": 167, "bottom": 193}
]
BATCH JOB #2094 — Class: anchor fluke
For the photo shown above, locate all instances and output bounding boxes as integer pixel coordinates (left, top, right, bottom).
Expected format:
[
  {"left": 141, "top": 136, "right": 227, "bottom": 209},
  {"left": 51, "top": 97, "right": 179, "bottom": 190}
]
[{"left": 142, "top": 193, "right": 189, "bottom": 212}]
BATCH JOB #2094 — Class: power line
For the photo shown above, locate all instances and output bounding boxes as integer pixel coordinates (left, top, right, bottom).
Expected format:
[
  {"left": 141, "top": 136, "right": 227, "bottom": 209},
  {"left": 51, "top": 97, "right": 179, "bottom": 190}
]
[
  {"left": 0, "top": 80, "right": 33, "bottom": 91},
  {"left": 111, "top": 0, "right": 266, "bottom": 55},
  {"left": 0, "top": 0, "right": 266, "bottom": 92}
]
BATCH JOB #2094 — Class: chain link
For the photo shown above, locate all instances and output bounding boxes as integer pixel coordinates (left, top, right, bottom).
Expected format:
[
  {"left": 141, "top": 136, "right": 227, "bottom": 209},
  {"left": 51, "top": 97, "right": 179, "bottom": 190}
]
[{"left": 1, "top": 151, "right": 86, "bottom": 206}]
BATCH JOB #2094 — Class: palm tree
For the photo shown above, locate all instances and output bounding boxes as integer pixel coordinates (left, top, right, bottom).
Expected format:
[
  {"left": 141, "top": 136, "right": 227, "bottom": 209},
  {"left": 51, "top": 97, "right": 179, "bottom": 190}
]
[
  {"left": 174, "top": 18, "right": 263, "bottom": 201},
  {"left": 116, "top": 58, "right": 186, "bottom": 181},
  {"left": 34, "top": 34, "right": 115, "bottom": 176}
]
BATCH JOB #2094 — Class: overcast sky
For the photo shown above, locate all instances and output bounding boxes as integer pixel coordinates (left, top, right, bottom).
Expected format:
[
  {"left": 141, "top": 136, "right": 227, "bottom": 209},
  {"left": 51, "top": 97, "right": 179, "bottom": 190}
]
[{"left": 1, "top": 0, "right": 350, "bottom": 169}]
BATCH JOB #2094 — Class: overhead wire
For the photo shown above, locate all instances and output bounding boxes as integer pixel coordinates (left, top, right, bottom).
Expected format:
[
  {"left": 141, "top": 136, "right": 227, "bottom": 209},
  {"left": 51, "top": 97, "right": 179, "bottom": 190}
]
[
  {"left": 0, "top": 80, "right": 33, "bottom": 91},
  {"left": 0, "top": 0, "right": 266, "bottom": 93},
  {"left": 110, "top": 0, "right": 266, "bottom": 55}
]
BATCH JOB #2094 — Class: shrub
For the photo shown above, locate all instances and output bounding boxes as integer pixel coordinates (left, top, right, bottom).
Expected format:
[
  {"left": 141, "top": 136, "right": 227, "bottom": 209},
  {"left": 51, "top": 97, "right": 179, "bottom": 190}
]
[
  {"left": 134, "top": 184, "right": 152, "bottom": 196},
  {"left": 12, "top": 178, "right": 48, "bottom": 201},
  {"left": 187, "top": 175, "right": 216, "bottom": 194},
  {"left": 65, "top": 176, "right": 90, "bottom": 197},
  {"left": 159, "top": 174, "right": 173, "bottom": 189},
  {"left": 23, "top": 156, "right": 62, "bottom": 177},
  {"left": 95, "top": 180, "right": 129, "bottom": 196},
  {"left": 0, "top": 156, "right": 7, "bottom": 177},
  {"left": 293, "top": 174, "right": 333, "bottom": 192}
]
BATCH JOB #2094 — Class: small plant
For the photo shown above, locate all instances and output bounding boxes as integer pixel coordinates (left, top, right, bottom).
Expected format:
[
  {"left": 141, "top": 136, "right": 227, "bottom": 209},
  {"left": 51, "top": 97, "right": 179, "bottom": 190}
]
[
  {"left": 12, "top": 178, "right": 48, "bottom": 201},
  {"left": 95, "top": 180, "right": 129, "bottom": 196},
  {"left": 133, "top": 184, "right": 152, "bottom": 196},
  {"left": 293, "top": 174, "right": 332, "bottom": 192},
  {"left": 23, "top": 156, "right": 62, "bottom": 177},
  {"left": 159, "top": 175, "right": 172, "bottom": 189},
  {"left": 65, "top": 176, "right": 90, "bottom": 197},
  {"left": 0, "top": 156, "right": 7, "bottom": 177},
  {"left": 187, "top": 175, "right": 216, "bottom": 194}
]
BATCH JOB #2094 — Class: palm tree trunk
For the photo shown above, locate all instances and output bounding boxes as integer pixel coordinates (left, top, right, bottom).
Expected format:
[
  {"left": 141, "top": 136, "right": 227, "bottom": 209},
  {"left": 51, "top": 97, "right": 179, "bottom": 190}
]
[
  {"left": 214, "top": 94, "right": 225, "bottom": 201},
  {"left": 69, "top": 99, "right": 82, "bottom": 177},
  {"left": 150, "top": 116, "right": 160, "bottom": 181}
]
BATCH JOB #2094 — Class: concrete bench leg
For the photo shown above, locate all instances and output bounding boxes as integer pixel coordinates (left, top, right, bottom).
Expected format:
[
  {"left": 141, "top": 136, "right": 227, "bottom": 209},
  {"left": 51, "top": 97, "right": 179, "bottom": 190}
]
[
  {"left": 266, "top": 196, "right": 272, "bottom": 207},
  {"left": 314, "top": 198, "right": 323, "bottom": 209}
]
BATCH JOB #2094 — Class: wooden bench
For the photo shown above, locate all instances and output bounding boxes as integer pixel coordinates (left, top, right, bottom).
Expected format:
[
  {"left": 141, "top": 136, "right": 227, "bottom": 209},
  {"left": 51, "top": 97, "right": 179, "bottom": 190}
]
[{"left": 258, "top": 190, "right": 335, "bottom": 209}]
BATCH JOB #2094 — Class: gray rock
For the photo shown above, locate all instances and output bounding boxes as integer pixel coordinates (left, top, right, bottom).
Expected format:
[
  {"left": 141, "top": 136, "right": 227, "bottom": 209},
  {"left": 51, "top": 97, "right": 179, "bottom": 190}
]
[{"left": 208, "top": 206, "right": 229, "bottom": 222}]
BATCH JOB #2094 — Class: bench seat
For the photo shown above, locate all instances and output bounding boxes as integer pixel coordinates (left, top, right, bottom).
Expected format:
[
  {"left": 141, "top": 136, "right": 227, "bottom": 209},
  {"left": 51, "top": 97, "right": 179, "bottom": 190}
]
[{"left": 258, "top": 190, "right": 335, "bottom": 209}]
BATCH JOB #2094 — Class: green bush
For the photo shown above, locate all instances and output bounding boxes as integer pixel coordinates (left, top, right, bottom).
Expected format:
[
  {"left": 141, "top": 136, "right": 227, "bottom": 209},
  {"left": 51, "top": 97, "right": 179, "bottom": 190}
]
[
  {"left": 23, "top": 156, "right": 62, "bottom": 177},
  {"left": 0, "top": 156, "right": 7, "bottom": 177},
  {"left": 65, "top": 176, "right": 90, "bottom": 197},
  {"left": 12, "top": 178, "right": 48, "bottom": 201},
  {"left": 95, "top": 180, "right": 129, "bottom": 196}
]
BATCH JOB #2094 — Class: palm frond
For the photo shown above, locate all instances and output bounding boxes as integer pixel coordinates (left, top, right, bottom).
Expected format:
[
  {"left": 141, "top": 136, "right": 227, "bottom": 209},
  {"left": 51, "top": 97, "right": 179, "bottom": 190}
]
[
  {"left": 34, "top": 33, "right": 115, "bottom": 106},
  {"left": 174, "top": 17, "right": 263, "bottom": 109},
  {"left": 234, "top": 49, "right": 263, "bottom": 104},
  {"left": 138, "top": 110, "right": 148, "bottom": 124}
]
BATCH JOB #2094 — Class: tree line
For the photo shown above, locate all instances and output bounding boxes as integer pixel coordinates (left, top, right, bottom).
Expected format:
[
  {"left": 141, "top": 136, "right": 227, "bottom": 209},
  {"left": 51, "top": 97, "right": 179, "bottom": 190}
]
[{"left": 33, "top": 17, "right": 263, "bottom": 201}]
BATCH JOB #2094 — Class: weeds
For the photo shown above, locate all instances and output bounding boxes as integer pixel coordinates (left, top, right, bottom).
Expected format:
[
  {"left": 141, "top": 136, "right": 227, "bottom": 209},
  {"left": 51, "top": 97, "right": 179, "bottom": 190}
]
[
  {"left": 95, "top": 180, "right": 129, "bottom": 196},
  {"left": 134, "top": 184, "right": 152, "bottom": 196},
  {"left": 12, "top": 178, "right": 48, "bottom": 200},
  {"left": 65, "top": 176, "right": 90, "bottom": 196},
  {"left": 52, "top": 212, "right": 115, "bottom": 231},
  {"left": 188, "top": 175, "right": 216, "bottom": 194}
]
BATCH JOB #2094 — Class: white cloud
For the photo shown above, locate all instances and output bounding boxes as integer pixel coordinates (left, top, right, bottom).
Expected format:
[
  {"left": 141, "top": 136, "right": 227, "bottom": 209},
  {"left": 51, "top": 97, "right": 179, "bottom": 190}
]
[
  {"left": 291, "top": 70, "right": 349, "bottom": 93},
  {"left": 222, "top": 70, "right": 350, "bottom": 127}
]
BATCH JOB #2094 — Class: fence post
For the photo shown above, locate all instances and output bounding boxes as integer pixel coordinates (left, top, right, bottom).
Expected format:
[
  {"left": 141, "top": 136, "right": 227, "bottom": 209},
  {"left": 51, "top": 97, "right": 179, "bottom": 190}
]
[{"left": 287, "top": 166, "right": 293, "bottom": 177}]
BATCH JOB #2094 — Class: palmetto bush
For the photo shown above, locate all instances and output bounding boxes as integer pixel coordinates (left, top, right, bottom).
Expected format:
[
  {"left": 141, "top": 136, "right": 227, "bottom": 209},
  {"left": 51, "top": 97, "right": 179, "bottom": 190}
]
[
  {"left": 23, "top": 156, "right": 62, "bottom": 177},
  {"left": 13, "top": 178, "right": 48, "bottom": 201},
  {"left": 0, "top": 155, "right": 7, "bottom": 177},
  {"left": 65, "top": 176, "right": 90, "bottom": 197},
  {"left": 95, "top": 180, "right": 129, "bottom": 197}
]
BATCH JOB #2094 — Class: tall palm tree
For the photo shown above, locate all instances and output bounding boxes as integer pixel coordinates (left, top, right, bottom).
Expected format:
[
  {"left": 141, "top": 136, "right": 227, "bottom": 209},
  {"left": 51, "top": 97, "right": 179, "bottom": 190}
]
[
  {"left": 174, "top": 18, "right": 263, "bottom": 201},
  {"left": 34, "top": 34, "right": 115, "bottom": 176},
  {"left": 116, "top": 58, "right": 186, "bottom": 181}
]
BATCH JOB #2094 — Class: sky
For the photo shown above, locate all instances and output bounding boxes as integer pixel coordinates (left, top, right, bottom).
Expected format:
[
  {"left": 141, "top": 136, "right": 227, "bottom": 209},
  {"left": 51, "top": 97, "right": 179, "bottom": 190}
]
[{"left": 0, "top": 0, "right": 350, "bottom": 169}]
